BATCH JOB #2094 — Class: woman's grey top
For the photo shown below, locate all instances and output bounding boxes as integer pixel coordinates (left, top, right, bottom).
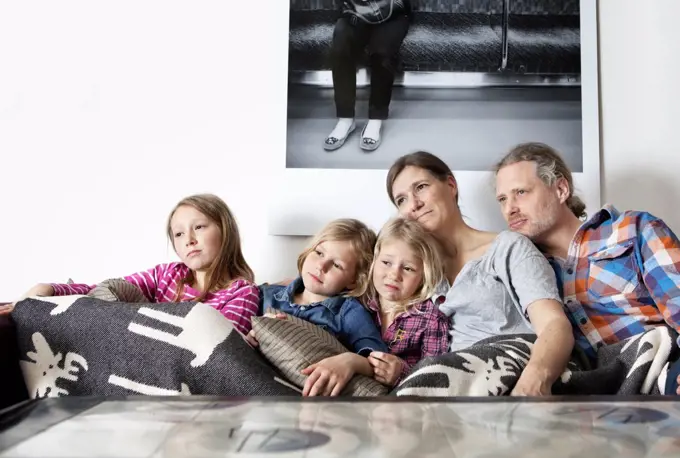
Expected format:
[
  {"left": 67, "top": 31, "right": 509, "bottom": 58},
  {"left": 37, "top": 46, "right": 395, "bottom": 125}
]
[{"left": 434, "top": 230, "right": 562, "bottom": 351}]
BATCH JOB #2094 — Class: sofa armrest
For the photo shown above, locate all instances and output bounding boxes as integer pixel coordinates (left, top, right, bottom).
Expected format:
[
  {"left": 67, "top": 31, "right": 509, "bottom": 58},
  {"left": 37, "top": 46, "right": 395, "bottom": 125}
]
[{"left": 0, "top": 312, "right": 29, "bottom": 409}]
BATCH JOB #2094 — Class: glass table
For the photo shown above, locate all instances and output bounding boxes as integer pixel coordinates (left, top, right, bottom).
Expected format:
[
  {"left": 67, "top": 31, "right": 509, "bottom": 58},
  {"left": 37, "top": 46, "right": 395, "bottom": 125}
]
[{"left": 1, "top": 396, "right": 679, "bottom": 457}]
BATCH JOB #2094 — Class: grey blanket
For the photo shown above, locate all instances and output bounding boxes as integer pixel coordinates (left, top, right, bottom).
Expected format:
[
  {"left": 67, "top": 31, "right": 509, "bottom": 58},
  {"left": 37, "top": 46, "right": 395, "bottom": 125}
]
[
  {"left": 393, "top": 327, "right": 680, "bottom": 397},
  {"left": 10, "top": 296, "right": 299, "bottom": 398}
]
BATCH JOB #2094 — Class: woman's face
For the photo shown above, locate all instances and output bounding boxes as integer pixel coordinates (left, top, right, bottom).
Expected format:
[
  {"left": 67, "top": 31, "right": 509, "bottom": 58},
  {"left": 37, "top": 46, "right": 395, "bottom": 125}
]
[{"left": 391, "top": 166, "right": 458, "bottom": 233}]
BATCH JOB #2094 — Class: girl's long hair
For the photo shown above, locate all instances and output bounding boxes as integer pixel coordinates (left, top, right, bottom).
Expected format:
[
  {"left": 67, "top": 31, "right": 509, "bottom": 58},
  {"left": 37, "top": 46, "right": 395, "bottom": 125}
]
[
  {"left": 167, "top": 194, "right": 254, "bottom": 302},
  {"left": 367, "top": 217, "right": 445, "bottom": 317}
]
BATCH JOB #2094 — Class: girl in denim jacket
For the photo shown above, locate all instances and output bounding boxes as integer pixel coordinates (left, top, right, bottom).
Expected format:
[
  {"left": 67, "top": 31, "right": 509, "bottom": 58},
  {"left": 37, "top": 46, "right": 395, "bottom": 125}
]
[{"left": 249, "top": 218, "right": 388, "bottom": 397}]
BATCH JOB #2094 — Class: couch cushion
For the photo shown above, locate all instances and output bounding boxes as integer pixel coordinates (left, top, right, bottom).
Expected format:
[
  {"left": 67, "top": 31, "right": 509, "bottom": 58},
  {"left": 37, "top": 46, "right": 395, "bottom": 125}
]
[
  {"left": 252, "top": 311, "right": 388, "bottom": 396},
  {"left": 0, "top": 315, "right": 29, "bottom": 409},
  {"left": 86, "top": 278, "right": 147, "bottom": 303}
]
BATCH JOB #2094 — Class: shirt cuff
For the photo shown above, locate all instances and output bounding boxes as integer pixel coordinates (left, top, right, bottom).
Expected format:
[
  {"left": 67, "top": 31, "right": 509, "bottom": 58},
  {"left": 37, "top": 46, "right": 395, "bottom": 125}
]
[
  {"left": 49, "top": 284, "right": 66, "bottom": 296},
  {"left": 356, "top": 347, "right": 375, "bottom": 357},
  {"left": 393, "top": 359, "right": 411, "bottom": 387}
]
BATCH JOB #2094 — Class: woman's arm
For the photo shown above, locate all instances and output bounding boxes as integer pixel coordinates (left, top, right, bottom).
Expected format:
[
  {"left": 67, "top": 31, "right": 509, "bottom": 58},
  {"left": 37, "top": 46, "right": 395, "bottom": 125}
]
[
  {"left": 513, "top": 299, "right": 574, "bottom": 395},
  {"left": 499, "top": 232, "right": 575, "bottom": 395}
]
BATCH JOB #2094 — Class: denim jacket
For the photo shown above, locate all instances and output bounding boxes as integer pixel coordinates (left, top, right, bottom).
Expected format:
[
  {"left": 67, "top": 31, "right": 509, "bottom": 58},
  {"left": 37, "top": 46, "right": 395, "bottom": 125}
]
[{"left": 258, "top": 277, "right": 388, "bottom": 356}]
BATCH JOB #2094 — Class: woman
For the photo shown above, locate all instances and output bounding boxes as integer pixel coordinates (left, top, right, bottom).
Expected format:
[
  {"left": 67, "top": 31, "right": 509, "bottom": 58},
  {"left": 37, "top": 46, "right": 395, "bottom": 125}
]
[
  {"left": 323, "top": 0, "right": 412, "bottom": 152},
  {"left": 386, "top": 151, "right": 575, "bottom": 396}
]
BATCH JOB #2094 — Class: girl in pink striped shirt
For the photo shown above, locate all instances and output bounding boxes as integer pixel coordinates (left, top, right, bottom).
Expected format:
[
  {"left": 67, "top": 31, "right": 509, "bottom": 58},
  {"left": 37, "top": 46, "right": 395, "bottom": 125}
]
[{"left": 6, "top": 194, "right": 260, "bottom": 335}]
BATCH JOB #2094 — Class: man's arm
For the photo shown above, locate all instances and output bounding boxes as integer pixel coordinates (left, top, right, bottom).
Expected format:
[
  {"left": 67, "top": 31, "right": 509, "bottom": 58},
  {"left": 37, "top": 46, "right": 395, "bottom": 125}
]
[
  {"left": 512, "top": 299, "right": 575, "bottom": 396},
  {"left": 638, "top": 217, "right": 680, "bottom": 344}
]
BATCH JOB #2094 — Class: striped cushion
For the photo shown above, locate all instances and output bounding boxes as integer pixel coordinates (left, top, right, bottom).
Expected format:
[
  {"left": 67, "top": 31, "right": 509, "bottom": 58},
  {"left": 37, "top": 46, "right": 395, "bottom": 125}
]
[
  {"left": 252, "top": 311, "right": 388, "bottom": 397},
  {"left": 87, "top": 278, "right": 147, "bottom": 303}
]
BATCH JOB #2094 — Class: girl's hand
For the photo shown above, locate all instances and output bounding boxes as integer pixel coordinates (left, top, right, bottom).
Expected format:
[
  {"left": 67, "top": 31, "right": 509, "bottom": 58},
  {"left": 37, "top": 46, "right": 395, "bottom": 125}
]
[
  {"left": 23, "top": 283, "right": 55, "bottom": 300},
  {"left": 246, "top": 312, "right": 286, "bottom": 347},
  {"left": 245, "top": 330, "right": 259, "bottom": 347},
  {"left": 301, "top": 353, "right": 355, "bottom": 397},
  {"left": 368, "top": 352, "right": 405, "bottom": 387},
  {"left": 2, "top": 284, "right": 55, "bottom": 314}
]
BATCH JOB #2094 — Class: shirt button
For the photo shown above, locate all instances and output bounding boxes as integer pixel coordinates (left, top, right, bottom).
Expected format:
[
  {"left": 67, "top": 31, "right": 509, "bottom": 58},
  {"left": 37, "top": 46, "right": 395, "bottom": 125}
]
[
  {"left": 566, "top": 268, "right": 574, "bottom": 275},
  {"left": 579, "top": 317, "right": 587, "bottom": 325}
]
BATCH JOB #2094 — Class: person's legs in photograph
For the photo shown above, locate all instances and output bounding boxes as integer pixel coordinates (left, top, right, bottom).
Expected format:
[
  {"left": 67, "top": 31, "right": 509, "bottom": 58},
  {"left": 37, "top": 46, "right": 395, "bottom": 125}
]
[
  {"left": 325, "top": 17, "right": 367, "bottom": 151},
  {"left": 361, "top": 14, "right": 410, "bottom": 151}
]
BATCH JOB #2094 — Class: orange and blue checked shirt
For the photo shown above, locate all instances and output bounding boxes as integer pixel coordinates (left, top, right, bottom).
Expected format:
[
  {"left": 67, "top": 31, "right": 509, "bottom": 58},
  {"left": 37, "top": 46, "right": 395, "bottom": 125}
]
[{"left": 547, "top": 205, "right": 680, "bottom": 358}]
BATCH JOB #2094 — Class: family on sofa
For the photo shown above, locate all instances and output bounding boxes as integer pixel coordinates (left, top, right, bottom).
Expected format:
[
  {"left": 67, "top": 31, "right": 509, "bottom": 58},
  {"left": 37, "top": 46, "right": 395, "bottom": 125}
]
[{"left": 3, "top": 142, "right": 680, "bottom": 399}]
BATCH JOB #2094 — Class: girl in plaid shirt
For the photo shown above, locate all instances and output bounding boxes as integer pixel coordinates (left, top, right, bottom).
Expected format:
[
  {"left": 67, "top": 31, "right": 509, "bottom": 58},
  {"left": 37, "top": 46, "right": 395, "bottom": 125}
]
[{"left": 366, "top": 217, "right": 451, "bottom": 387}]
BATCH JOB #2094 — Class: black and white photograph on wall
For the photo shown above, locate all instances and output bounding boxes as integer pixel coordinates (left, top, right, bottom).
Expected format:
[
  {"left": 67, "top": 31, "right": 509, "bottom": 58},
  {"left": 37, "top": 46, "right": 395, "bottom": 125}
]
[
  {"left": 286, "top": 0, "right": 584, "bottom": 171},
  {"left": 269, "top": 0, "right": 600, "bottom": 236}
]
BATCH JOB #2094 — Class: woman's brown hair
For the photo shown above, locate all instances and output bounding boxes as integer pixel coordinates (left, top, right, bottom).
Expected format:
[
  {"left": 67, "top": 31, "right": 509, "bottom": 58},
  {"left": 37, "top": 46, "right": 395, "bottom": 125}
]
[{"left": 386, "top": 151, "right": 458, "bottom": 204}]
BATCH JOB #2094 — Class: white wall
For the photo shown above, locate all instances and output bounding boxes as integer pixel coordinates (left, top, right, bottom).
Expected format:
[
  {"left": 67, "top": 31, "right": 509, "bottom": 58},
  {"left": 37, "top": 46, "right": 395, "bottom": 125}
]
[
  {"left": 599, "top": 0, "right": 680, "bottom": 230},
  {"left": 0, "top": 0, "right": 304, "bottom": 300},
  {"left": 0, "top": 0, "right": 678, "bottom": 300}
]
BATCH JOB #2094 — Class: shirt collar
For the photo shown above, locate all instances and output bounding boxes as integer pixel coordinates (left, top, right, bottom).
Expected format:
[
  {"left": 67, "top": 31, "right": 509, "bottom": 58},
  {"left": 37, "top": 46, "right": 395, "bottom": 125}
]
[
  {"left": 367, "top": 298, "right": 380, "bottom": 313},
  {"left": 276, "top": 276, "right": 346, "bottom": 310},
  {"left": 367, "top": 296, "right": 433, "bottom": 317},
  {"left": 542, "top": 204, "right": 621, "bottom": 262},
  {"left": 581, "top": 204, "right": 620, "bottom": 230},
  {"left": 431, "top": 279, "right": 450, "bottom": 304}
]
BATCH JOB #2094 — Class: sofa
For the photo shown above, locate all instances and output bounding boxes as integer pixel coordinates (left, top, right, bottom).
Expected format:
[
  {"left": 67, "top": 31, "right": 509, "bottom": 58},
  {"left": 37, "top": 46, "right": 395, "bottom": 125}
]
[
  {"left": 288, "top": 0, "right": 581, "bottom": 76},
  {"left": 0, "top": 315, "right": 29, "bottom": 410}
]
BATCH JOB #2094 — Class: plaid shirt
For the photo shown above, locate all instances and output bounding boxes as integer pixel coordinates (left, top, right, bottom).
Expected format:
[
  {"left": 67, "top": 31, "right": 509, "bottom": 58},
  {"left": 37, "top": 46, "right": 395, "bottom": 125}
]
[
  {"left": 367, "top": 298, "right": 450, "bottom": 382},
  {"left": 547, "top": 205, "right": 680, "bottom": 358}
]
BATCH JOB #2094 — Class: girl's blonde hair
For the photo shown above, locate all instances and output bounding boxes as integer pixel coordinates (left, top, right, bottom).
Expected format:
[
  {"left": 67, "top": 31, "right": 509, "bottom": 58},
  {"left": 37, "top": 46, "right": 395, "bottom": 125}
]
[
  {"left": 297, "top": 218, "right": 377, "bottom": 298},
  {"left": 167, "top": 193, "right": 254, "bottom": 302},
  {"left": 368, "top": 217, "right": 445, "bottom": 316}
]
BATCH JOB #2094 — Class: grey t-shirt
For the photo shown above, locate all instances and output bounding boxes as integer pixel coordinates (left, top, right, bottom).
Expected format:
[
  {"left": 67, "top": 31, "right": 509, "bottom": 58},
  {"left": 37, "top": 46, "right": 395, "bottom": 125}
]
[{"left": 434, "top": 230, "right": 561, "bottom": 351}]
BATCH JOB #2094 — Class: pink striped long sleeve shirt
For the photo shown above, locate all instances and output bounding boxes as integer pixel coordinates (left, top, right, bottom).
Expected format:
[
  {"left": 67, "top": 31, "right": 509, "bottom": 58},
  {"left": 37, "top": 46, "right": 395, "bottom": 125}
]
[{"left": 49, "top": 262, "right": 260, "bottom": 335}]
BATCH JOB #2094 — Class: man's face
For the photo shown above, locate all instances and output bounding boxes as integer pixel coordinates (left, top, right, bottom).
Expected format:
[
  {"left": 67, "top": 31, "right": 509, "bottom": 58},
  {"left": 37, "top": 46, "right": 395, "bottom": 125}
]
[{"left": 495, "top": 161, "right": 563, "bottom": 240}]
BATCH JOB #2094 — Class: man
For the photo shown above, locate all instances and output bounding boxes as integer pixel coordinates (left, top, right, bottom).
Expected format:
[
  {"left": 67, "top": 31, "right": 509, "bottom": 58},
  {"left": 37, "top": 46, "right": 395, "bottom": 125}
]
[{"left": 493, "top": 142, "right": 680, "bottom": 395}]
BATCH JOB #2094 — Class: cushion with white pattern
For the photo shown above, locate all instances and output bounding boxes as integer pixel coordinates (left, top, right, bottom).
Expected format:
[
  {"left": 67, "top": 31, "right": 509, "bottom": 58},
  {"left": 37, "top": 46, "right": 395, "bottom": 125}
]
[{"left": 10, "top": 296, "right": 298, "bottom": 398}]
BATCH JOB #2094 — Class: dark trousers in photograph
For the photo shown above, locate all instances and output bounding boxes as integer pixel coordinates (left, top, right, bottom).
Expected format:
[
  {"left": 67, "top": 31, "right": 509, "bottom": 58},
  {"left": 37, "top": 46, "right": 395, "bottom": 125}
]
[{"left": 331, "top": 15, "right": 410, "bottom": 120}]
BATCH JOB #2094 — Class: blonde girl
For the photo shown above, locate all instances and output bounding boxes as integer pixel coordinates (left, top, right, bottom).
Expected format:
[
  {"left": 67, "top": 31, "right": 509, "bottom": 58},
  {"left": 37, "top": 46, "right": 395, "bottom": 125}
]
[
  {"left": 252, "top": 218, "right": 389, "bottom": 397},
  {"left": 366, "top": 217, "right": 450, "bottom": 387}
]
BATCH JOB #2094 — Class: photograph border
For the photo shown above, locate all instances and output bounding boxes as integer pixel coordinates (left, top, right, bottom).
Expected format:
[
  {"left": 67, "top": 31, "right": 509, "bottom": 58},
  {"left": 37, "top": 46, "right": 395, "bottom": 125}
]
[{"left": 269, "top": 0, "right": 601, "bottom": 237}]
